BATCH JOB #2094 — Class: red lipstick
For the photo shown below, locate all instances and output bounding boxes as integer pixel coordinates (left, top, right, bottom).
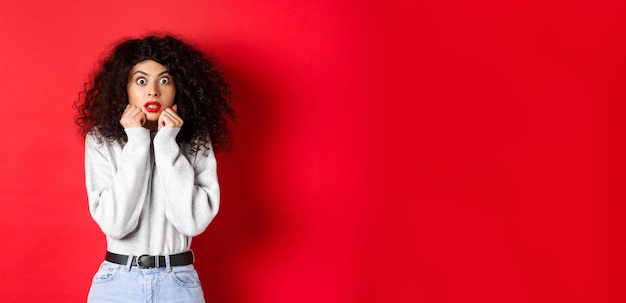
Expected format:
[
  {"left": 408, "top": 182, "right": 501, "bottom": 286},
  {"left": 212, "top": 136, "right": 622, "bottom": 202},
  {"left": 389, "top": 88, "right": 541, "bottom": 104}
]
[{"left": 144, "top": 101, "right": 162, "bottom": 113}]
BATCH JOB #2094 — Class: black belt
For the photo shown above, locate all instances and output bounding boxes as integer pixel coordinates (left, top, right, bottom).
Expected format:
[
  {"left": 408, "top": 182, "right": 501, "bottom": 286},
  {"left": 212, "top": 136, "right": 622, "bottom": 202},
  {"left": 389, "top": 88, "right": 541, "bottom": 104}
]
[{"left": 105, "top": 251, "right": 194, "bottom": 269}]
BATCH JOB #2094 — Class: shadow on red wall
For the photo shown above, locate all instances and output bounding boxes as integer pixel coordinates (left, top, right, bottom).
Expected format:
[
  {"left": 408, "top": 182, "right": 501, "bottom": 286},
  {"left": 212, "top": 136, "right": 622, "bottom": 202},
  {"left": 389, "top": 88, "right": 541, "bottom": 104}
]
[{"left": 190, "top": 46, "right": 285, "bottom": 302}]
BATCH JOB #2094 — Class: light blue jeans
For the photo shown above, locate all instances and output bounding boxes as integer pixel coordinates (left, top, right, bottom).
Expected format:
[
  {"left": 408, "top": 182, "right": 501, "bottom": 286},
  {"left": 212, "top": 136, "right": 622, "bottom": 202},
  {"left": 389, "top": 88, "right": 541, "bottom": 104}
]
[{"left": 87, "top": 256, "right": 206, "bottom": 303}]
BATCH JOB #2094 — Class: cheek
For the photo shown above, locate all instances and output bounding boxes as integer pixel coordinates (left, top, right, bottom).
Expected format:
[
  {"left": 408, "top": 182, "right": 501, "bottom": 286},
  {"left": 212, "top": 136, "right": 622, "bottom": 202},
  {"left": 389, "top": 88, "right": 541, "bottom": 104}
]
[
  {"left": 166, "top": 90, "right": 176, "bottom": 105},
  {"left": 127, "top": 89, "right": 140, "bottom": 105}
]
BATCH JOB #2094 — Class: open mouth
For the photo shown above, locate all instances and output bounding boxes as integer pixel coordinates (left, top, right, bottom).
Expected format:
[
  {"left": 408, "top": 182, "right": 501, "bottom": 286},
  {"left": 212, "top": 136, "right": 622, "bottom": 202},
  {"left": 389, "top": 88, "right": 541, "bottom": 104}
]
[{"left": 144, "top": 101, "right": 162, "bottom": 113}]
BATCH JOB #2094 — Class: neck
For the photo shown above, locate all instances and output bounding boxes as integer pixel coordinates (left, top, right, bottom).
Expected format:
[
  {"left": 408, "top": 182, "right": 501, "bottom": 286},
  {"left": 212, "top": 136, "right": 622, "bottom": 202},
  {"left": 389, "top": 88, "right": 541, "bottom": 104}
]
[{"left": 144, "top": 121, "right": 158, "bottom": 132}]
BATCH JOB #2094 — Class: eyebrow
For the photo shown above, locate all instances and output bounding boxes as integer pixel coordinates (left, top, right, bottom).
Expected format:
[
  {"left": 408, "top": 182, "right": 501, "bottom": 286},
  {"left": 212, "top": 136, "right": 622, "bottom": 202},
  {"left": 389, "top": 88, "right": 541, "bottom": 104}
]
[{"left": 131, "top": 70, "right": 171, "bottom": 77}]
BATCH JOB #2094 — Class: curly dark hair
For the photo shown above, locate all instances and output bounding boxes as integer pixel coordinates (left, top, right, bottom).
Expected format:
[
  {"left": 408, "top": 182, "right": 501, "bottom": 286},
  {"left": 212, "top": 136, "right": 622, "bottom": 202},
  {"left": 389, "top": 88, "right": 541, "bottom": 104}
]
[{"left": 74, "top": 34, "right": 234, "bottom": 153}]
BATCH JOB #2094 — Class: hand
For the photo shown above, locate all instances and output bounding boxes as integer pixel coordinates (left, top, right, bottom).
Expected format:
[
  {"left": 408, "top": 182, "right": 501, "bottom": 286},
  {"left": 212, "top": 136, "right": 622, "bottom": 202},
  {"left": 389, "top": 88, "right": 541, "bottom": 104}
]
[
  {"left": 158, "top": 105, "right": 184, "bottom": 131},
  {"left": 119, "top": 104, "right": 146, "bottom": 128}
]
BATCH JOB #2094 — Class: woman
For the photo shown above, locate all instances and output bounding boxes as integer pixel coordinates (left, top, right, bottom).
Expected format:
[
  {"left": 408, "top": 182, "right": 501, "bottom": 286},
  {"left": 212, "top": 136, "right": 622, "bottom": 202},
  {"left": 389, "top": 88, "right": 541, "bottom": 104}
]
[{"left": 75, "top": 34, "right": 234, "bottom": 302}]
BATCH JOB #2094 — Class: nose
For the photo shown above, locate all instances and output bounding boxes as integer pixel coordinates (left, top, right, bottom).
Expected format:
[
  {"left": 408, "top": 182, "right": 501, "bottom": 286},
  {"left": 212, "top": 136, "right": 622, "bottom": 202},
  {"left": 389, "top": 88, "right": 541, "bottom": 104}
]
[{"left": 147, "top": 83, "right": 160, "bottom": 97}]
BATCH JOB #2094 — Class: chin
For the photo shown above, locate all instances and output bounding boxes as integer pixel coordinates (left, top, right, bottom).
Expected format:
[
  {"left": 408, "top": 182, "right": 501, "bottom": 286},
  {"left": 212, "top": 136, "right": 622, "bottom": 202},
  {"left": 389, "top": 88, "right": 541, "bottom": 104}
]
[{"left": 145, "top": 113, "right": 161, "bottom": 121}]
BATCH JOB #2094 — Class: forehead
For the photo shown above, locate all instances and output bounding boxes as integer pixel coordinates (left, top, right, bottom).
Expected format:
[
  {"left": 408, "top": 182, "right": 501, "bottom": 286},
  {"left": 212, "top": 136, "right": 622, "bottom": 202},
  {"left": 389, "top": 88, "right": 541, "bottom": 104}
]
[{"left": 130, "top": 60, "right": 169, "bottom": 74}]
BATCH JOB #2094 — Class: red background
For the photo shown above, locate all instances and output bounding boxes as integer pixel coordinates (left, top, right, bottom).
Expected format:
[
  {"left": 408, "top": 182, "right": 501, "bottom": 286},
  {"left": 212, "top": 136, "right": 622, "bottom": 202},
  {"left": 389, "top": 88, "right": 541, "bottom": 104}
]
[{"left": 1, "top": 0, "right": 625, "bottom": 302}]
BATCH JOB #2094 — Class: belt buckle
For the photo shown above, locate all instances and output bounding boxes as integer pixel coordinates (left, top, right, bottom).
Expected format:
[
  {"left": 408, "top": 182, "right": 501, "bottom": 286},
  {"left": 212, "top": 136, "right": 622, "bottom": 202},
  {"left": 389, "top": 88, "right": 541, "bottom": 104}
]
[{"left": 136, "top": 255, "right": 157, "bottom": 269}]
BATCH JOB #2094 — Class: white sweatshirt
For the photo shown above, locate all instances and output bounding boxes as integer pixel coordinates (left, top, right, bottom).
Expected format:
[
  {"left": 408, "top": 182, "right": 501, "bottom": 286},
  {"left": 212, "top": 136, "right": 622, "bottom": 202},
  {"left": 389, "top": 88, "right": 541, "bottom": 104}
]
[{"left": 85, "top": 126, "right": 219, "bottom": 256}]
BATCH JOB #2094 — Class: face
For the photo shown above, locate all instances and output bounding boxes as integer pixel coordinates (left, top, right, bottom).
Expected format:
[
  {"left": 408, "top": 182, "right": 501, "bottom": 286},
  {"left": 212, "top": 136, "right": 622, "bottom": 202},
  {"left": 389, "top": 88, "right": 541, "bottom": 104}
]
[{"left": 127, "top": 60, "right": 176, "bottom": 121}]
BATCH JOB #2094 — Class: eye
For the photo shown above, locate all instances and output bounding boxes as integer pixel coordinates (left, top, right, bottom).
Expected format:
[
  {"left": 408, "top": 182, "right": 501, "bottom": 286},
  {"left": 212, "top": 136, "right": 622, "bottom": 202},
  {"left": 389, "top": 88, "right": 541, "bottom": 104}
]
[
  {"left": 136, "top": 77, "right": 147, "bottom": 85},
  {"left": 159, "top": 77, "right": 171, "bottom": 84}
]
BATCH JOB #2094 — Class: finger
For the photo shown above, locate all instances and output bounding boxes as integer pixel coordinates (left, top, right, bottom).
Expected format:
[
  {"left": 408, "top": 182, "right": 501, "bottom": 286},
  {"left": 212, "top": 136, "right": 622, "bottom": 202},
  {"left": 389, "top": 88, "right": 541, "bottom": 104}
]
[
  {"left": 158, "top": 112, "right": 166, "bottom": 131},
  {"left": 159, "top": 111, "right": 183, "bottom": 128},
  {"left": 120, "top": 106, "right": 146, "bottom": 128},
  {"left": 166, "top": 108, "right": 183, "bottom": 123},
  {"left": 139, "top": 111, "right": 146, "bottom": 126},
  {"left": 165, "top": 110, "right": 183, "bottom": 126},
  {"left": 160, "top": 112, "right": 174, "bottom": 127}
]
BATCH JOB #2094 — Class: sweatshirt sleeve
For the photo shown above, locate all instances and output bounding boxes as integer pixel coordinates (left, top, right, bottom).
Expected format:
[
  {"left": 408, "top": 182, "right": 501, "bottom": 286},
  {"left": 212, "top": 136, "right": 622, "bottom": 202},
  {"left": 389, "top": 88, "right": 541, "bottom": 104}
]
[
  {"left": 85, "top": 128, "right": 152, "bottom": 239},
  {"left": 152, "top": 127, "right": 220, "bottom": 236}
]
